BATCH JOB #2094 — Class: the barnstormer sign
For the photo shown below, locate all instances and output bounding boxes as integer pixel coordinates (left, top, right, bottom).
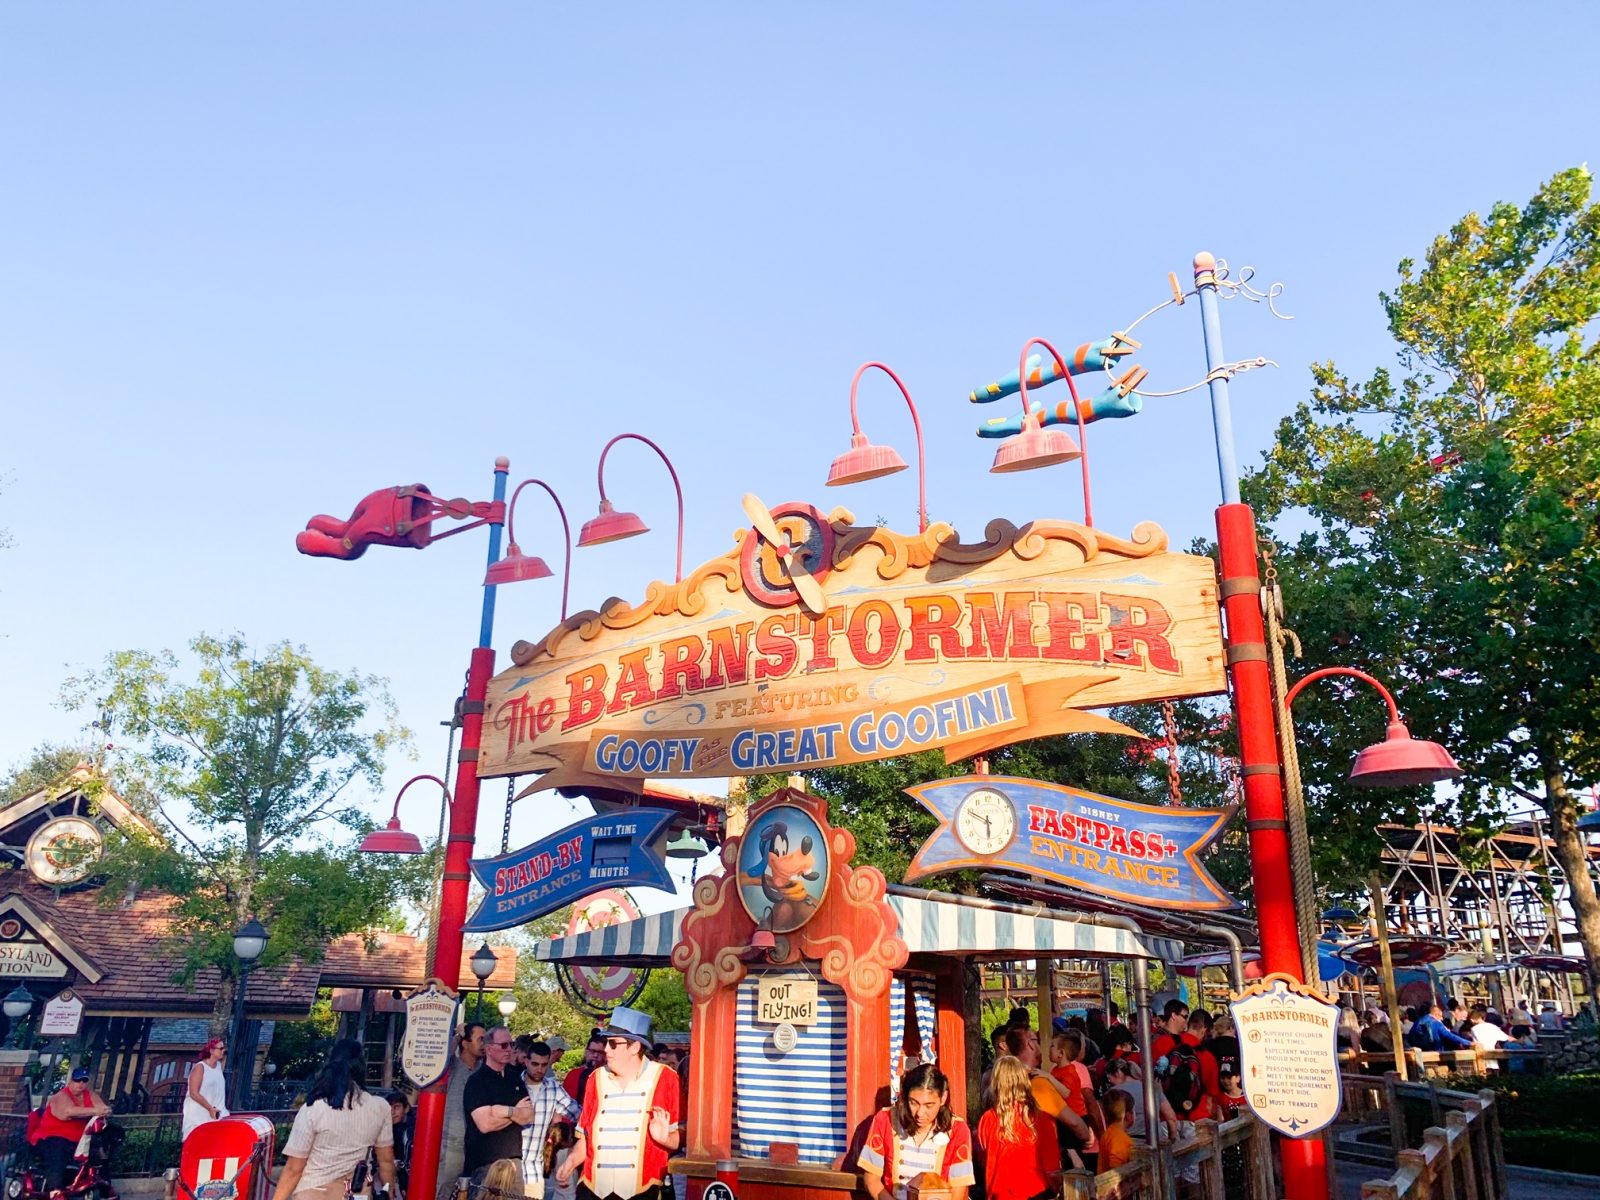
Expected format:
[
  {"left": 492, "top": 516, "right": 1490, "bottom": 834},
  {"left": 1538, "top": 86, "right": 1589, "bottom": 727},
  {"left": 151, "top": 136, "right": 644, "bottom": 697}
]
[{"left": 480, "top": 500, "right": 1227, "bottom": 791}]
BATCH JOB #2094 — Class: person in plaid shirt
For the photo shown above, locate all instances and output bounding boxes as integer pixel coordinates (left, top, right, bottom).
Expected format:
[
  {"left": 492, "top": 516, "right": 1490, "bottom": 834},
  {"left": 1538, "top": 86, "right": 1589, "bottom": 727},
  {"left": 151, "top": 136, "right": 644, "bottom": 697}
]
[{"left": 517, "top": 1036, "right": 581, "bottom": 1199}]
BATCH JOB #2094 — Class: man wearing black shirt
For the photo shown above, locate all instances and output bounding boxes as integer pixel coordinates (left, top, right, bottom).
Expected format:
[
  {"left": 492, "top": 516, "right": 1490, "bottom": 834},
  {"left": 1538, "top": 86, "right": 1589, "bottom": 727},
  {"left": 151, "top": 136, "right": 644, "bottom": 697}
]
[{"left": 463, "top": 1027, "right": 533, "bottom": 1177}]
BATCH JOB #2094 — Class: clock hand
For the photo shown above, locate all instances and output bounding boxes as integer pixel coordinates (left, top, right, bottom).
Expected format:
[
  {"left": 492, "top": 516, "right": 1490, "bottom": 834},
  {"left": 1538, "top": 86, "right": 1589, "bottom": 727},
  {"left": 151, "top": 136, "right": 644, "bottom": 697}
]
[{"left": 981, "top": 813, "right": 993, "bottom": 837}]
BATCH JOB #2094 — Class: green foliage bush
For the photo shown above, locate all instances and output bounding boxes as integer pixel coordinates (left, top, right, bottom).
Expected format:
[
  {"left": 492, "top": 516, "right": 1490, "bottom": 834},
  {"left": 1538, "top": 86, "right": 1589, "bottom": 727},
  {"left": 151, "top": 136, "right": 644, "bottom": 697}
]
[
  {"left": 1440, "top": 1070, "right": 1600, "bottom": 1174},
  {"left": 1500, "top": 1128, "right": 1600, "bottom": 1175}
]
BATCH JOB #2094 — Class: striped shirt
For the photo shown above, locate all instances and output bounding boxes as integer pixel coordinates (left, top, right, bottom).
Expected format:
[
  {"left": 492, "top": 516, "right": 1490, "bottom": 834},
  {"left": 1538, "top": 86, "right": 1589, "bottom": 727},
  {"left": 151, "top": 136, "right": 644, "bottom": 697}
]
[
  {"left": 282, "top": 1091, "right": 393, "bottom": 1192},
  {"left": 521, "top": 1073, "right": 581, "bottom": 1193}
]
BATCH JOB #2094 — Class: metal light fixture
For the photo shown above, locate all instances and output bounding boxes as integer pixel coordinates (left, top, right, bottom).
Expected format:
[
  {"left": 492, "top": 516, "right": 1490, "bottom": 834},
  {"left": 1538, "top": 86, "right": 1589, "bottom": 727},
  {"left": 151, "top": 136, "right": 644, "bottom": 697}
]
[
  {"left": 826, "top": 362, "right": 928, "bottom": 532},
  {"left": 484, "top": 478, "right": 572, "bottom": 618},
  {"left": 358, "top": 774, "right": 449, "bottom": 856},
  {"left": 2, "top": 985, "right": 31, "bottom": 1050},
  {"left": 1284, "top": 667, "right": 1461, "bottom": 789},
  {"left": 988, "top": 337, "right": 1095, "bottom": 525},
  {"left": 233, "top": 918, "right": 270, "bottom": 963},
  {"left": 497, "top": 992, "right": 518, "bottom": 1018},
  {"left": 470, "top": 942, "right": 498, "bottom": 1023},
  {"left": 577, "top": 433, "right": 685, "bottom": 581},
  {"left": 665, "top": 829, "right": 711, "bottom": 859}
]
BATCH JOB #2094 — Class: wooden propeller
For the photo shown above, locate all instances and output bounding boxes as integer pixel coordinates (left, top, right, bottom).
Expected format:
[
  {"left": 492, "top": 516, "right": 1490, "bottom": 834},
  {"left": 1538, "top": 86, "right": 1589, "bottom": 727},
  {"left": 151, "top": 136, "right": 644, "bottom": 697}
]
[{"left": 741, "top": 493, "right": 828, "bottom": 616}]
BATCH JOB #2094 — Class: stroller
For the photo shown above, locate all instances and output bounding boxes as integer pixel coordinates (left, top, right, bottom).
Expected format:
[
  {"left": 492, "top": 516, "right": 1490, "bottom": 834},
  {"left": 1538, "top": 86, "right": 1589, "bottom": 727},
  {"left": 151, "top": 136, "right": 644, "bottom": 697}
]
[{"left": 7, "top": 1114, "right": 123, "bottom": 1200}]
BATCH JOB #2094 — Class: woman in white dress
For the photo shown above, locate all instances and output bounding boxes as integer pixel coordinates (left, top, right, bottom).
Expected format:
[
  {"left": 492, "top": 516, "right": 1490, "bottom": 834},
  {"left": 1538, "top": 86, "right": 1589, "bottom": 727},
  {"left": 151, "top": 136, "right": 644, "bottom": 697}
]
[{"left": 183, "top": 1038, "right": 230, "bottom": 1139}]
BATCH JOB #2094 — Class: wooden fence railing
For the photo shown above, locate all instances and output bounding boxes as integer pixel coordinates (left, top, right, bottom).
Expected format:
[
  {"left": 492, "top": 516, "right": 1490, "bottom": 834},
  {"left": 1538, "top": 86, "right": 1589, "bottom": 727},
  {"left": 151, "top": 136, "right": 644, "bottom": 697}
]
[
  {"left": 1339, "top": 1072, "right": 1508, "bottom": 1200},
  {"left": 1338, "top": 1046, "right": 1547, "bottom": 1079},
  {"left": 1059, "top": 1113, "right": 1277, "bottom": 1200}
]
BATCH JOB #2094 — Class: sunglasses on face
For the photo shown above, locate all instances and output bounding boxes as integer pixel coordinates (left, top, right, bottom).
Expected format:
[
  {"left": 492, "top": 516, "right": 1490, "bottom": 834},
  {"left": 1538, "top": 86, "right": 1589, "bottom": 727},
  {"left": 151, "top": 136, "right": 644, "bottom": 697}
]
[{"left": 604, "top": 1038, "right": 631, "bottom": 1050}]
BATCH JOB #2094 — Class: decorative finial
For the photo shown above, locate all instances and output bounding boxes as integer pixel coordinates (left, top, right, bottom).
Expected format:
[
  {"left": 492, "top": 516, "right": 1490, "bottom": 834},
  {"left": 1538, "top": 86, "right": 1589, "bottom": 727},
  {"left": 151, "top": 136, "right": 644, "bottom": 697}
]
[{"left": 494, "top": 456, "right": 510, "bottom": 470}]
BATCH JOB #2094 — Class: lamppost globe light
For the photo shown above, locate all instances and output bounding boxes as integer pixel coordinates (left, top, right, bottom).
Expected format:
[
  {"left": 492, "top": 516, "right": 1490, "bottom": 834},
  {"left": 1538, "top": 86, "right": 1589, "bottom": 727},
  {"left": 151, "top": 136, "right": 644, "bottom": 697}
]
[
  {"left": 497, "top": 993, "right": 517, "bottom": 1017},
  {"left": 233, "top": 918, "right": 270, "bottom": 963},
  {"left": 2, "top": 985, "right": 32, "bottom": 1020},
  {"left": 470, "top": 943, "right": 498, "bottom": 982}
]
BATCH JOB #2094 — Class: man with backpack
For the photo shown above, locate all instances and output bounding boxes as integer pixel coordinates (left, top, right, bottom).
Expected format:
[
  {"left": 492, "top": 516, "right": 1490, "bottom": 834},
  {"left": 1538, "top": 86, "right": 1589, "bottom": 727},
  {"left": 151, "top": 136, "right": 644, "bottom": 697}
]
[
  {"left": 30, "top": 1067, "right": 112, "bottom": 1195},
  {"left": 1154, "top": 1010, "right": 1221, "bottom": 1122}
]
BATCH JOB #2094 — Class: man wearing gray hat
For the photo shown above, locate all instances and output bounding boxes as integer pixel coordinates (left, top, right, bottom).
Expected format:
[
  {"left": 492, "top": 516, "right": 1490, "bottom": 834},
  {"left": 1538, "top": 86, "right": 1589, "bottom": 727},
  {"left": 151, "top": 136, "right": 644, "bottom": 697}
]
[{"left": 554, "top": 1007, "right": 682, "bottom": 1200}]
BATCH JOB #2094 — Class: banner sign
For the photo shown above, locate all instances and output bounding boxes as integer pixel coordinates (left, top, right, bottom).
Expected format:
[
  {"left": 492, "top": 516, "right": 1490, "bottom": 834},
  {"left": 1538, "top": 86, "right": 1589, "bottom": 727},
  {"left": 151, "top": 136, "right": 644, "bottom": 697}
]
[
  {"left": 401, "top": 979, "right": 458, "bottom": 1090},
  {"left": 479, "top": 501, "right": 1226, "bottom": 790},
  {"left": 1229, "top": 974, "right": 1343, "bottom": 1137},
  {"left": 463, "top": 808, "right": 675, "bottom": 932},
  {"left": 902, "top": 775, "right": 1237, "bottom": 911}
]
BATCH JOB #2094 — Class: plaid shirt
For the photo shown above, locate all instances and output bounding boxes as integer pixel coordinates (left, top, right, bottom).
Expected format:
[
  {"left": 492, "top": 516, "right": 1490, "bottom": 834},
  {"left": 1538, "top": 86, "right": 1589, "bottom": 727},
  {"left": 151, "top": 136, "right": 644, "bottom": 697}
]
[{"left": 520, "top": 1071, "right": 582, "bottom": 1191}]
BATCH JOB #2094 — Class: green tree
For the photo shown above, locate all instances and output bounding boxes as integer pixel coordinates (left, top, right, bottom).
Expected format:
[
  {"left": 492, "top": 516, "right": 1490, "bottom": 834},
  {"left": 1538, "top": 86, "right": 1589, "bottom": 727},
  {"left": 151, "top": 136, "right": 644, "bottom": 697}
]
[
  {"left": 1244, "top": 167, "right": 1600, "bottom": 981},
  {"left": 633, "top": 966, "right": 691, "bottom": 1034},
  {"left": 0, "top": 744, "right": 95, "bottom": 808},
  {"left": 62, "top": 633, "right": 421, "bottom": 1035}
]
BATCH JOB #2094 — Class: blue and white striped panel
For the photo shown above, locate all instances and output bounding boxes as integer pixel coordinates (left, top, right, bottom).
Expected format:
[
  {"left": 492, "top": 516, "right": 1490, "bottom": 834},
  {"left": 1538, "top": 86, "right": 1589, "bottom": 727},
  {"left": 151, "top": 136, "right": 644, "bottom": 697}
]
[
  {"left": 734, "top": 975, "right": 848, "bottom": 1165},
  {"left": 889, "top": 977, "right": 906, "bottom": 1086},
  {"left": 535, "top": 909, "right": 684, "bottom": 962},
  {"left": 912, "top": 979, "right": 938, "bottom": 1064}
]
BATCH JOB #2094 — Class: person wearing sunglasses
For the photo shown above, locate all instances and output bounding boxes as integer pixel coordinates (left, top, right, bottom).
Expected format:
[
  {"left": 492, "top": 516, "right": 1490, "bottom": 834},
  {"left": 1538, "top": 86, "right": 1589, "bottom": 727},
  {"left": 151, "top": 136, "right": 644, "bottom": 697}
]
[
  {"left": 554, "top": 1008, "right": 681, "bottom": 1200},
  {"left": 465, "top": 1029, "right": 534, "bottom": 1181}
]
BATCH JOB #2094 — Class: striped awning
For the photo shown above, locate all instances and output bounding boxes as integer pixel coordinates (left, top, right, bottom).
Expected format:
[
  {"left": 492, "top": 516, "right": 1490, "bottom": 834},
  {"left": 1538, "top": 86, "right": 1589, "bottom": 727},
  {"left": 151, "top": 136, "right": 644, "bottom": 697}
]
[
  {"left": 532, "top": 887, "right": 1181, "bottom": 966},
  {"left": 534, "top": 907, "right": 685, "bottom": 966},
  {"left": 888, "top": 889, "right": 1182, "bottom": 963}
]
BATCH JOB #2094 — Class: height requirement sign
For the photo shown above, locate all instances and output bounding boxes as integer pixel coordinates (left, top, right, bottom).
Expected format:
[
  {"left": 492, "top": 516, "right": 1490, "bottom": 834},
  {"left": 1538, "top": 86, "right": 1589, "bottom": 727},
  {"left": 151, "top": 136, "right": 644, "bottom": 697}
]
[{"left": 478, "top": 501, "right": 1227, "bottom": 789}]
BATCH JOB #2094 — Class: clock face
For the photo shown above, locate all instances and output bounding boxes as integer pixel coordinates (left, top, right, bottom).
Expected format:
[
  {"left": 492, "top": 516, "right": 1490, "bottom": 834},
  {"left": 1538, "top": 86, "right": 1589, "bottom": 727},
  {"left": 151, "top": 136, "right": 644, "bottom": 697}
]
[
  {"left": 953, "top": 788, "right": 1017, "bottom": 856},
  {"left": 25, "top": 817, "right": 104, "bottom": 885}
]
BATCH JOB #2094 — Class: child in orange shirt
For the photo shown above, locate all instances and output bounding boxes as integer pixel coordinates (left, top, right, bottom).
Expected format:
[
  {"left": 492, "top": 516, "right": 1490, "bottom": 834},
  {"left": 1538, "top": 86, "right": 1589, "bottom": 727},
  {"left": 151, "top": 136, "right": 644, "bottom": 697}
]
[
  {"left": 1098, "top": 1090, "right": 1135, "bottom": 1172},
  {"left": 1048, "top": 1030, "right": 1104, "bottom": 1173}
]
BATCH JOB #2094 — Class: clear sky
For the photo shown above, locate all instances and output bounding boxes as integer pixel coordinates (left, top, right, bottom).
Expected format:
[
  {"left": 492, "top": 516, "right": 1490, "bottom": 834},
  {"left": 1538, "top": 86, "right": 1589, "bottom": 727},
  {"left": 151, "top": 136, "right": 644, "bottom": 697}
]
[{"left": 2, "top": 4, "right": 1595, "bottom": 899}]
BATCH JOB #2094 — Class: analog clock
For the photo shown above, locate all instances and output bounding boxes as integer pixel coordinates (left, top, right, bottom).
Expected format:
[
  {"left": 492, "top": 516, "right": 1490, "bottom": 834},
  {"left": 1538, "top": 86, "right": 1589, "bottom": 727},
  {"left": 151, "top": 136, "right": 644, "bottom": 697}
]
[
  {"left": 26, "top": 817, "right": 104, "bottom": 885},
  {"left": 953, "top": 788, "right": 1017, "bottom": 856}
]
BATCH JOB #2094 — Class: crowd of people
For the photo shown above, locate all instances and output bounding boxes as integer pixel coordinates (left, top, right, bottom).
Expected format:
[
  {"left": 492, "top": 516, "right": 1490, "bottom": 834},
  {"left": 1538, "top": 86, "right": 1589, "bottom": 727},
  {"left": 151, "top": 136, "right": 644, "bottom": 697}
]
[
  {"left": 858, "top": 1000, "right": 1253, "bottom": 1200},
  {"left": 1350, "top": 994, "right": 1569, "bottom": 1065}
]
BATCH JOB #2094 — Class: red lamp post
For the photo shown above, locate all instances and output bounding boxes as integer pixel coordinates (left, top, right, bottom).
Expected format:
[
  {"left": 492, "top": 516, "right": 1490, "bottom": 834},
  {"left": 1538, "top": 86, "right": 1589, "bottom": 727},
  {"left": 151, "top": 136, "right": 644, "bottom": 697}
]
[
  {"left": 300, "top": 455, "right": 511, "bottom": 1200},
  {"left": 825, "top": 361, "right": 930, "bottom": 533},
  {"left": 577, "top": 433, "right": 685, "bottom": 582},
  {"left": 485, "top": 478, "right": 573, "bottom": 619},
  {"left": 987, "top": 337, "right": 1094, "bottom": 526}
]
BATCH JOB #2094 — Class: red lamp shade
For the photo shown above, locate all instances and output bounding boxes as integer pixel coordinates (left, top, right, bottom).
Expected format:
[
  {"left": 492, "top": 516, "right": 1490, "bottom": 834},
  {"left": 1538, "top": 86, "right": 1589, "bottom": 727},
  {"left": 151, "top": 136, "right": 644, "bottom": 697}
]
[
  {"left": 749, "top": 929, "right": 777, "bottom": 952},
  {"left": 990, "top": 422, "right": 1081, "bottom": 474},
  {"left": 1349, "top": 721, "right": 1462, "bottom": 788},
  {"left": 827, "top": 432, "right": 908, "bottom": 486},
  {"left": 358, "top": 817, "right": 425, "bottom": 855},
  {"left": 578, "top": 500, "right": 648, "bottom": 547},
  {"left": 483, "top": 545, "right": 553, "bottom": 587}
]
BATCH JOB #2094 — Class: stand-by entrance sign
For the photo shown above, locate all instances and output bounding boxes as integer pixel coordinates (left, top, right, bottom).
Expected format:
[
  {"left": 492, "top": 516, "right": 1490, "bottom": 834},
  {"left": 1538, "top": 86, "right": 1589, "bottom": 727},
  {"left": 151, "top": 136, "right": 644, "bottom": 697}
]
[
  {"left": 1229, "top": 974, "right": 1343, "bottom": 1137},
  {"left": 480, "top": 505, "right": 1226, "bottom": 792},
  {"left": 401, "top": 979, "right": 458, "bottom": 1090}
]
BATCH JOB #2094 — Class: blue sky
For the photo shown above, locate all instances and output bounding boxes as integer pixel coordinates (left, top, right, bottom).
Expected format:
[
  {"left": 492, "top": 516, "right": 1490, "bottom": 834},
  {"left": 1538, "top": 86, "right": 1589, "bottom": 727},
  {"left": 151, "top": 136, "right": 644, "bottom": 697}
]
[{"left": 2, "top": 4, "right": 1595, "bottom": 897}]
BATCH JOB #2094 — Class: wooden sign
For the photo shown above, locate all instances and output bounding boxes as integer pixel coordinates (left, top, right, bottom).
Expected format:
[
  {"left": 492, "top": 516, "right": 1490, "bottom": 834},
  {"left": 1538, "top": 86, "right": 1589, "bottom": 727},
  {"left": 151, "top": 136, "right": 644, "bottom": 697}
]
[
  {"left": 904, "top": 776, "right": 1237, "bottom": 910},
  {"left": 39, "top": 988, "right": 84, "bottom": 1037},
  {"left": 756, "top": 976, "right": 819, "bottom": 1025},
  {"left": 1229, "top": 974, "right": 1343, "bottom": 1137},
  {"left": 480, "top": 501, "right": 1225, "bottom": 789},
  {"left": 400, "top": 979, "right": 458, "bottom": 1090}
]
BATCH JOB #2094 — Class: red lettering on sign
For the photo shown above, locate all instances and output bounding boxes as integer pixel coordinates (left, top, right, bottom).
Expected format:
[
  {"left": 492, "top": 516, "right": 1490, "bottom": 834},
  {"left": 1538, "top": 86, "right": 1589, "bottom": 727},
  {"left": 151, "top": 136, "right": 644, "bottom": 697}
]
[
  {"left": 657, "top": 635, "right": 705, "bottom": 700},
  {"left": 754, "top": 614, "right": 798, "bottom": 681},
  {"left": 704, "top": 622, "right": 753, "bottom": 688},
  {"left": 607, "top": 648, "right": 657, "bottom": 714},
  {"left": 848, "top": 599, "right": 902, "bottom": 668},
  {"left": 1040, "top": 592, "right": 1101, "bottom": 662},
  {"left": 803, "top": 607, "right": 847, "bottom": 672},
  {"left": 1102, "top": 593, "right": 1180, "bottom": 672},
  {"left": 563, "top": 666, "right": 608, "bottom": 732},
  {"left": 905, "top": 594, "right": 967, "bottom": 662},
  {"left": 965, "top": 592, "right": 1039, "bottom": 660}
]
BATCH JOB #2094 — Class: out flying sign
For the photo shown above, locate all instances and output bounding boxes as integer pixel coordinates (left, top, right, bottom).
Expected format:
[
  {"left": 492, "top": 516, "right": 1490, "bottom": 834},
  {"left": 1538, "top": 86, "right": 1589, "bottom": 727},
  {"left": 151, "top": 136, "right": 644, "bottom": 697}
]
[
  {"left": 903, "top": 775, "right": 1237, "bottom": 911},
  {"left": 463, "top": 808, "right": 675, "bottom": 932}
]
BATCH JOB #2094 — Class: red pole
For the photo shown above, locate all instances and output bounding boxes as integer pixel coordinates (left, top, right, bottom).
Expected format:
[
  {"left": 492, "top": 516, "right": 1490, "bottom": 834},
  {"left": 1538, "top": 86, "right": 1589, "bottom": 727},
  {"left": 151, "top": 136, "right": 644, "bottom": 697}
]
[
  {"left": 1216, "top": 501, "right": 1327, "bottom": 1198},
  {"left": 409, "top": 647, "right": 494, "bottom": 1200}
]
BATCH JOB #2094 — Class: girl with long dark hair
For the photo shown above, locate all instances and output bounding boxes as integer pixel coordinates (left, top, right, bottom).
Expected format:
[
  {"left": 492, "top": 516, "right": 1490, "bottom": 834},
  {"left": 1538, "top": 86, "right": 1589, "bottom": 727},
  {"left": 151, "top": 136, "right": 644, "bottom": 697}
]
[
  {"left": 857, "top": 1064, "right": 973, "bottom": 1200},
  {"left": 271, "top": 1040, "right": 400, "bottom": 1200}
]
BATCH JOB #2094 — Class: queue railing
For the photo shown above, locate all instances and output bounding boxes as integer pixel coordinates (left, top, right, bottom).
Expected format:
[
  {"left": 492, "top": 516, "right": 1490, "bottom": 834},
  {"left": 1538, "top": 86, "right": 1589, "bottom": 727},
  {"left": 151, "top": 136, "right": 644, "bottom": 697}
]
[{"left": 1059, "top": 1114, "right": 1276, "bottom": 1200}]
